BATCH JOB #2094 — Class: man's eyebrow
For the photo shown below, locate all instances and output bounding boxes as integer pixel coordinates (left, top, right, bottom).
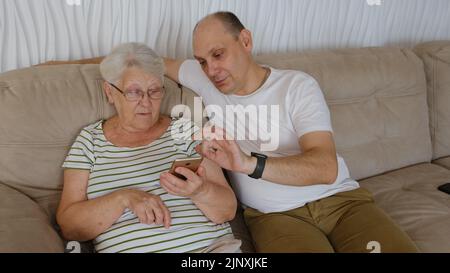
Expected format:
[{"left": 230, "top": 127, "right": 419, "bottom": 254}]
[{"left": 194, "top": 46, "right": 223, "bottom": 60}]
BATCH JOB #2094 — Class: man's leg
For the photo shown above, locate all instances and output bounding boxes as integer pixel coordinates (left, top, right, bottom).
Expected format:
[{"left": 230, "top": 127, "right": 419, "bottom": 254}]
[
  {"left": 243, "top": 207, "right": 334, "bottom": 253},
  {"left": 326, "top": 189, "right": 418, "bottom": 253}
]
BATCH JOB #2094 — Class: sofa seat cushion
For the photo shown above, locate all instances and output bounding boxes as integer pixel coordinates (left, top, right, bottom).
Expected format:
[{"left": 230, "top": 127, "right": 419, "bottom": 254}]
[
  {"left": 432, "top": 157, "right": 450, "bottom": 170},
  {"left": 359, "top": 163, "right": 450, "bottom": 252},
  {"left": 0, "top": 182, "right": 64, "bottom": 252}
]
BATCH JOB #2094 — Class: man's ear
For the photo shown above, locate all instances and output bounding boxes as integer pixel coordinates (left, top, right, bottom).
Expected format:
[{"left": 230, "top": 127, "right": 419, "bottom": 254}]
[
  {"left": 103, "top": 81, "right": 114, "bottom": 104},
  {"left": 239, "top": 29, "right": 253, "bottom": 53}
]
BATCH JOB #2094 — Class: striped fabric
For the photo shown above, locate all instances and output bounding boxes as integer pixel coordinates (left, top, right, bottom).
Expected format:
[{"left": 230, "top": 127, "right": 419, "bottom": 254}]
[{"left": 62, "top": 118, "right": 233, "bottom": 253}]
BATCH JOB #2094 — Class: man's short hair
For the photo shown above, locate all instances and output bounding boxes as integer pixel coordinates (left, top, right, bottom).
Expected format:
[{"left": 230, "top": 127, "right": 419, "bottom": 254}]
[{"left": 195, "top": 11, "right": 245, "bottom": 39}]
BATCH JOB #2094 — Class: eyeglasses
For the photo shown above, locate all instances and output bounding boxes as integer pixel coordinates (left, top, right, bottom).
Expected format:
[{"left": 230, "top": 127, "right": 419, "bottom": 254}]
[{"left": 108, "top": 82, "right": 165, "bottom": 101}]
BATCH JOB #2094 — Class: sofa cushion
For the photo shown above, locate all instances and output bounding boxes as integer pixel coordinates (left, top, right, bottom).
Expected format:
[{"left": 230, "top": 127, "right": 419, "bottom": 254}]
[
  {"left": 229, "top": 207, "right": 255, "bottom": 253},
  {"left": 0, "top": 182, "right": 64, "bottom": 252},
  {"left": 414, "top": 41, "right": 450, "bottom": 160},
  {"left": 0, "top": 64, "right": 188, "bottom": 218},
  {"left": 254, "top": 48, "right": 432, "bottom": 180},
  {"left": 433, "top": 157, "right": 450, "bottom": 170},
  {"left": 359, "top": 163, "right": 450, "bottom": 253}
]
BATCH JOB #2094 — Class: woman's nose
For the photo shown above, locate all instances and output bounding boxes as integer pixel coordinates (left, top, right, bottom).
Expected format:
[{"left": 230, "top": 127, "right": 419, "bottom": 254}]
[{"left": 139, "top": 92, "right": 152, "bottom": 106}]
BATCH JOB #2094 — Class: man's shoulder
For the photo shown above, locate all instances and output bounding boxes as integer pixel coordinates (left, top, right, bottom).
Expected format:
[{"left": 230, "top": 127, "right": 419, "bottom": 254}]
[
  {"left": 269, "top": 67, "right": 320, "bottom": 93},
  {"left": 270, "top": 67, "right": 317, "bottom": 83}
]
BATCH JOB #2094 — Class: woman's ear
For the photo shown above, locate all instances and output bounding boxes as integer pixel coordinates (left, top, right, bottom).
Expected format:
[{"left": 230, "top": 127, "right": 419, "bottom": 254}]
[{"left": 103, "top": 81, "right": 114, "bottom": 104}]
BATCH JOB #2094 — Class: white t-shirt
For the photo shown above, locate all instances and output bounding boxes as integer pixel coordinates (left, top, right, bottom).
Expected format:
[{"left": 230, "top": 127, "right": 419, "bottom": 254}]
[{"left": 179, "top": 59, "right": 359, "bottom": 213}]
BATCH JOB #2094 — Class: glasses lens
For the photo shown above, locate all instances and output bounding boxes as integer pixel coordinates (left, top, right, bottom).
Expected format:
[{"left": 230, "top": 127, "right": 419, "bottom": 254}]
[
  {"left": 149, "top": 87, "right": 165, "bottom": 99},
  {"left": 125, "top": 90, "right": 143, "bottom": 101}
]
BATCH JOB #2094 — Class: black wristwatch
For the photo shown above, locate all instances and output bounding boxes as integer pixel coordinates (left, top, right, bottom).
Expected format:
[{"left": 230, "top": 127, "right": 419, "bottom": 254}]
[{"left": 248, "top": 152, "right": 268, "bottom": 179}]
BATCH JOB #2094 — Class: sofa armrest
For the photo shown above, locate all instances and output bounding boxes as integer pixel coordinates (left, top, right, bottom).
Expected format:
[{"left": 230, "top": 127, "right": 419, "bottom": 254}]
[{"left": 0, "top": 183, "right": 64, "bottom": 253}]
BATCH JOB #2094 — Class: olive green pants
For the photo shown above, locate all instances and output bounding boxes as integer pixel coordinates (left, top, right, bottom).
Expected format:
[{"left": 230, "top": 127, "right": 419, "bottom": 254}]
[{"left": 243, "top": 188, "right": 418, "bottom": 253}]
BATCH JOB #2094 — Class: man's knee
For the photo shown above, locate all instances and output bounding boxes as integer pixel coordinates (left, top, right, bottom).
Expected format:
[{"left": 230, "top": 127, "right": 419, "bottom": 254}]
[{"left": 330, "top": 203, "right": 418, "bottom": 253}]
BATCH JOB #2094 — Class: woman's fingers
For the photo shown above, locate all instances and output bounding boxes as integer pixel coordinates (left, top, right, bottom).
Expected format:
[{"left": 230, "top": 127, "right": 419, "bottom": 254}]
[
  {"left": 128, "top": 191, "right": 171, "bottom": 227},
  {"left": 174, "top": 166, "right": 199, "bottom": 182},
  {"left": 151, "top": 202, "right": 164, "bottom": 226},
  {"left": 144, "top": 206, "right": 155, "bottom": 225},
  {"left": 159, "top": 200, "right": 172, "bottom": 229},
  {"left": 135, "top": 206, "right": 148, "bottom": 224}
]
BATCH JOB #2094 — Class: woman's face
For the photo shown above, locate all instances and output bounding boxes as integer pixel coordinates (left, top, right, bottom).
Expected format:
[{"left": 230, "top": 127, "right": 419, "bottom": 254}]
[{"left": 105, "top": 67, "right": 164, "bottom": 131}]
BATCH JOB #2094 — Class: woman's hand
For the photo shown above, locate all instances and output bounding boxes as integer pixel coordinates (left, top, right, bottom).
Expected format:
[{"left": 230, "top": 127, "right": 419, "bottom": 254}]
[
  {"left": 120, "top": 189, "right": 171, "bottom": 228},
  {"left": 159, "top": 166, "right": 208, "bottom": 199}
]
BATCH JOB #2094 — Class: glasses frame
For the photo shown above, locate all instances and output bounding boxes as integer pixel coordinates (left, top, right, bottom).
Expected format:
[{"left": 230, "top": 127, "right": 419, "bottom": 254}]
[{"left": 108, "top": 82, "right": 165, "bottom": 101}]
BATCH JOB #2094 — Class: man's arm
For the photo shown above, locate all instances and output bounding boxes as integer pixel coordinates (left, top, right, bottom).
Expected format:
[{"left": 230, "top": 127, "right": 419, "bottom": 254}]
[
  {"left": 37, "top": 57, "right": 185, "bottom": 84},
  {"left": 197, "top": 130, "right": 338, "bottom": 187},
  {"left": 246, "top": 131, "right": 338, "bottom": 186},
  {"left": 36, "top": 57, "right": 104, "bottom": 66},
  {"left": 164, "top": 58, "right": 184, "bottom": 83}
]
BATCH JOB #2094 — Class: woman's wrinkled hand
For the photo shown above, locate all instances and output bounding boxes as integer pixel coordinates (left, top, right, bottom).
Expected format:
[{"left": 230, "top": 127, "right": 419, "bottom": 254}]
[{"left": 120, "top": 189, "right": 171, "bottom": 228}]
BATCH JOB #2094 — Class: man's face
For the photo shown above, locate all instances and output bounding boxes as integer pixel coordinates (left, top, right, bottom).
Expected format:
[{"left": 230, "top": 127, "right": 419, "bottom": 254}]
[{"left": 193, "top": 19, "right": 251, "bottom": 95}]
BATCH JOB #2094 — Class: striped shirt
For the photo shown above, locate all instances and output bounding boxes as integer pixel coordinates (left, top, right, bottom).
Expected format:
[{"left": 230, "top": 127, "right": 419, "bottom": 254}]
[{"left": 62, "top": 118, "right": 233, "bottom": 253}]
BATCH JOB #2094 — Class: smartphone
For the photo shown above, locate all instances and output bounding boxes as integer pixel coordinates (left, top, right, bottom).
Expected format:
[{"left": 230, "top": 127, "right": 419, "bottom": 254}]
[
  {"left": 438, "top": 183, "right": 450, "bottom": 195},
  {"left": 169, "top": 157, "right": 203, "bottom": 180}
]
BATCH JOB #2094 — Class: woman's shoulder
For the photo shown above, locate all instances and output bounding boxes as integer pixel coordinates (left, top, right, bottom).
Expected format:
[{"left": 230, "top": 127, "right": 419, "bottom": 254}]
[
  {"left": 170, "top": 117, "right": 200, "bottom": 141},
  {"left": 78, "top": 120, "right": 104, "bottom": 138},
  {"left": 170, "top": 117, "right": 200, "bottom": 132}
]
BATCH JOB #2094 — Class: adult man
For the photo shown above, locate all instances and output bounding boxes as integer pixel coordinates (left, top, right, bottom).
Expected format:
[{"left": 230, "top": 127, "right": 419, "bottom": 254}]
[{"left": 164, "top": 11, "right": 418, "bottom": 252}]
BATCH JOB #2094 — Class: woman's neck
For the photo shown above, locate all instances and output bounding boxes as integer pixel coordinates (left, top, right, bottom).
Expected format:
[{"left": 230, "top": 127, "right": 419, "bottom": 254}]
[{"left": 104, "top": 115, "right": 170, "bottom": 147}]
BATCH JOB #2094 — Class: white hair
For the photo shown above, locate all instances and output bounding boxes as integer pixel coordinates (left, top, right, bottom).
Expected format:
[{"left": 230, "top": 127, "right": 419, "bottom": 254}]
[{"left": 99, "top": 42, "right": 165, "bottom": 85}]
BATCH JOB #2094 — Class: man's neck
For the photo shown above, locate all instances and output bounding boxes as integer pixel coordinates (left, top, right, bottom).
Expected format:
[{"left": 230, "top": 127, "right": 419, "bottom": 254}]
[{"left": 235, "top": 63, "right": 270, "bottom": 96}]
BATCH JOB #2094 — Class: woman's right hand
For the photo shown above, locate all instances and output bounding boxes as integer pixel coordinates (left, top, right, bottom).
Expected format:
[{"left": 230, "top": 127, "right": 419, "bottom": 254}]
[{"left": 119, "top": 189, "right": 171, "bottom": 228}]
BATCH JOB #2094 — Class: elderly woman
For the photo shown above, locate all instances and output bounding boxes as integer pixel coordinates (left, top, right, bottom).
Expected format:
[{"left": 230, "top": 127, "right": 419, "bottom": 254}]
[{"left": 56, "top": 43, "right": 239, "bottom": 253}]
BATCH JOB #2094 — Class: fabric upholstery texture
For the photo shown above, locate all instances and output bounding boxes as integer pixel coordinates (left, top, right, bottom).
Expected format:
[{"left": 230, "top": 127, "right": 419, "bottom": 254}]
[
  {"left": 414, "top": 41, "right": 450, "bottom": 160},
  {"left": 359, "top": 163, "right": 450, "bottom": 253}
]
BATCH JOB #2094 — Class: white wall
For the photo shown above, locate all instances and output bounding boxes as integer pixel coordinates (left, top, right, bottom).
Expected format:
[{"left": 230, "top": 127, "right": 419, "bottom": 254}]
[{"left": 0, "top": 0, "right": 449, "bottom": 73}]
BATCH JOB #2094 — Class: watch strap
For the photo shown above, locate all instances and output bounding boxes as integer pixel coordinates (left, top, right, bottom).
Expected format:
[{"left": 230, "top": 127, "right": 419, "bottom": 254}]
[{"left": 248, "top": 152, "right": 267, "bottom": 179}]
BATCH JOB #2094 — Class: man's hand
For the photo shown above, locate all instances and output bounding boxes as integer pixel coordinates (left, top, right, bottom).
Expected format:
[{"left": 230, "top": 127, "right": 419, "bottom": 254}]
[
  {"left": 164, "top": 58, "right": 184, "bottom": 83},
  {"left": 194, "top": 126, "right": 257, "bottom": 175}
]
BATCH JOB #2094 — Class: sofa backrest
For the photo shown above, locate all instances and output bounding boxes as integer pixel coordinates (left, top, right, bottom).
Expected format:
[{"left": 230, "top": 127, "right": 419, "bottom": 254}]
[
  {"left": 0, "top": 46, "right": 435, "bottom": 216},
  {"left": 414, "top": 41, "right": 450, "bottom": 160},
  {"left": 255, "top": 47, "right": 432, "bottom": 180},
  {"left": 0, "top": 64, "right": 196, "bottom": 217}
]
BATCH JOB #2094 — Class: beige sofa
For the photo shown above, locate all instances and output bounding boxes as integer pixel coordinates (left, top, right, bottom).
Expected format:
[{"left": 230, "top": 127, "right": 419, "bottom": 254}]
[{"left": 1, "top": 41, "right": 449, "bottom": 253}]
